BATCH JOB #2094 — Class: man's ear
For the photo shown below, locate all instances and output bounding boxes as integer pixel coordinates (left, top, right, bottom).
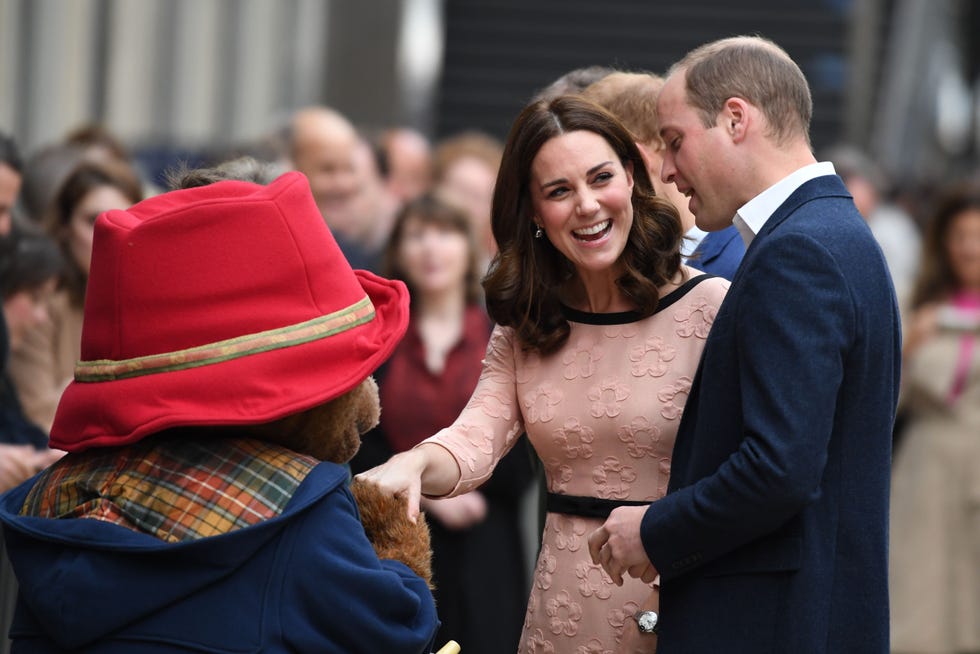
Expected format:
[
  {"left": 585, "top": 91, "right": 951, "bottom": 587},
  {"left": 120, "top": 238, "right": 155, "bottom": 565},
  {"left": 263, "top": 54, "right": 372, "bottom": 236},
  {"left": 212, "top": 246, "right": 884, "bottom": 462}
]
[
  {"left": 721, "top": 97, "right": 750, "bottom": 143},
  {"left": 635, "top": 141, "right": 654, "bottom": 171}
]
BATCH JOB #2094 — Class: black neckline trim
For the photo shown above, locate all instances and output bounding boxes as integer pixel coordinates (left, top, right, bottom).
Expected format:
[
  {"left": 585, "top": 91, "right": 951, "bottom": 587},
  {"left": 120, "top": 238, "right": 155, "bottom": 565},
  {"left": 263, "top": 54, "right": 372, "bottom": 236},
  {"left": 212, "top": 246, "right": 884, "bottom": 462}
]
[{"left": 560, "top": 273, "right": 718, "bottom": 325}]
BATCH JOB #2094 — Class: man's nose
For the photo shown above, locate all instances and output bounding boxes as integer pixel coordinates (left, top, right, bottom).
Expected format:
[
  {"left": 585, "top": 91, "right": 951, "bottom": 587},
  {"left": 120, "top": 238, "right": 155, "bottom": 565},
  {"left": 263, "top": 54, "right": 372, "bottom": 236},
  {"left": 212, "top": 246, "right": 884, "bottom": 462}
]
[{"left": 660, "top": 156, "right": 676, "bottom": 185}]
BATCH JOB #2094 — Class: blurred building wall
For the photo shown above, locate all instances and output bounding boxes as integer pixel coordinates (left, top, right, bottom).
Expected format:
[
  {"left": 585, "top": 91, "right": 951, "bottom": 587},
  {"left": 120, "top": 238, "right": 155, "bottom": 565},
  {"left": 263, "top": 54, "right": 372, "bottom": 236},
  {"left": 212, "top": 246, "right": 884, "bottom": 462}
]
[{"left": 0, "top": 0, "right": 435, "bottom": 156}]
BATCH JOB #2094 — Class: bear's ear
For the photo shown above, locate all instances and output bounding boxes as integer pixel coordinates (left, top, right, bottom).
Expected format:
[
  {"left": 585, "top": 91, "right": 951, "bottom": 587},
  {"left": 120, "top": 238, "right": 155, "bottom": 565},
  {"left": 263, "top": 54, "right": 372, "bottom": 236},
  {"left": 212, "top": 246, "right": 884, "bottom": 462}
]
[{"left": 350, "top": 478, "right": 434, "bottom": 588}]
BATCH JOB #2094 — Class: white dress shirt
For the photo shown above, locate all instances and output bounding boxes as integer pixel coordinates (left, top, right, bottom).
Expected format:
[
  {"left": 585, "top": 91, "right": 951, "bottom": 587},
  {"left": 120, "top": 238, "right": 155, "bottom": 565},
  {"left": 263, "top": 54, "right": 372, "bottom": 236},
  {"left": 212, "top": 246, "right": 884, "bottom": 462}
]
[{"left": 733, "top": 161, "right": 837, "bottom": 247}]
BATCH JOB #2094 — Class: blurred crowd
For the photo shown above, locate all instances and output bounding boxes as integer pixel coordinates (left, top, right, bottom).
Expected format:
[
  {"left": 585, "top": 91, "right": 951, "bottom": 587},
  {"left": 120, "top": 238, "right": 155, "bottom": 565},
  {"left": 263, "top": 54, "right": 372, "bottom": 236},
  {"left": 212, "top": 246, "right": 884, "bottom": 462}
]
[{"left": 1, "top": 62, "right": 979, "bottom": 653}]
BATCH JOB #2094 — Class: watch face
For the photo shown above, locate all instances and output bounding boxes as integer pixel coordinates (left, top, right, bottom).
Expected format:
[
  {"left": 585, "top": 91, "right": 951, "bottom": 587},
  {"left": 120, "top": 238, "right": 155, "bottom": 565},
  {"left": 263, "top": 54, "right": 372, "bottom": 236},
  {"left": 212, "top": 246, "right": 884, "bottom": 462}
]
[{"left": 637, "top": 611, "right": 658, "bottom": 633}]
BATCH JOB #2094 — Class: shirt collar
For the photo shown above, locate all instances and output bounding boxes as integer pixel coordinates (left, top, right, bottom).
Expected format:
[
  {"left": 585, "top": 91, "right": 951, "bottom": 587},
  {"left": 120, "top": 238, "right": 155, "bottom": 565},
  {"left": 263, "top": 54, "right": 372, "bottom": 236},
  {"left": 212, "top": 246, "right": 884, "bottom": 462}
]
[
  {"left": 733, "top": 161, "right": 836, "bottom": 247},
  {"left": 681, "top": 225, "right": 708, "bottom": 260}
]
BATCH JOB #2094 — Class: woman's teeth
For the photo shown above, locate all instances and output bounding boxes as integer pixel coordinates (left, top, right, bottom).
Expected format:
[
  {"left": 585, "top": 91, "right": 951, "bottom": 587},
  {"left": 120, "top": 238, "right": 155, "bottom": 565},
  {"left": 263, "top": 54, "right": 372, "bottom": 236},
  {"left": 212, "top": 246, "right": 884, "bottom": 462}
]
[{"left": 573, "top": 220, "right": 611, "bottom": 240}]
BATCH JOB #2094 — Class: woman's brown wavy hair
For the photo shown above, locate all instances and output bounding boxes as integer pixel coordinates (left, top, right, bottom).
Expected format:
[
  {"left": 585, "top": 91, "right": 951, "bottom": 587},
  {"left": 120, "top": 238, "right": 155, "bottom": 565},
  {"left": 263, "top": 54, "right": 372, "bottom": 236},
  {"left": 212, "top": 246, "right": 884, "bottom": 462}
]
[{"left": 483, "top": 95, "right": 683, "bottom": 355}]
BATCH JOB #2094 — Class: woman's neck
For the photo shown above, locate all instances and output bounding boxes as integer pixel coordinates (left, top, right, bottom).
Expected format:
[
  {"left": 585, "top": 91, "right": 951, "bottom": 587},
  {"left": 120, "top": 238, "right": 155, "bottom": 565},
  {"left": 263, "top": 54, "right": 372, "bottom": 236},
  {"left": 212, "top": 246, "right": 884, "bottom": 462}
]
[
  {"left": 416, "top": 286, "right": 466, "bottom": 321},
  {"left": 566, "top": 267, "right": 633, "bottom": 313},
  {"left": 415, "top": 287, "right": 467, "bottom": 374}
]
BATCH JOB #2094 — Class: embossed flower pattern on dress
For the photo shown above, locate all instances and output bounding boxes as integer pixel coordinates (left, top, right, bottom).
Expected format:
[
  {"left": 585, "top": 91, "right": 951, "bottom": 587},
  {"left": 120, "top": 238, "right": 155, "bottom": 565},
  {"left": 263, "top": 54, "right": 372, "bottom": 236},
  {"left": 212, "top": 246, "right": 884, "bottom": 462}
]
[
  {"left": 603, "top": 324, "right": 639, "bottom": 339},
  {"left": 471, "top": 389, "right": 514, "bottom": 420},
  {"left": 592, "top": 457, "right": 638, "bottom": 499},
  {"left": 658, "top": 376, "right": 692, "bottom": 420},
  {"left": 629, "top": 335, "right": 676, "bottom": 378},
  {"left": 656, "top": 456, "right": 671, "bottom": 496},
  {"left": 563, "top": 338, "right": 602, "bottom": 380},
  {"left": 617, "top": 416, "right": 662, "bottom": 458},
  {"left": 553, "top": 515, "right": 587, "bottom": 552},
  {"left": 546, "top": 590, "right": 584, "bottom": 636},
  {"left": 535, "top": 544, "right": 558, "bottom": 590},
  {"left": 480, "top": 329, "right": 515, "bottom": 385},
  {"left": 608, "top": 600, "right": 641, "bottom": 643},
  {"left": 554, "top": 417, "right": 595, "bottom": 459},
  {"left": 526, "top": 383, "right": 563, "bottom": 423},
  {"left": 516, "top": 348, "right": 542, "bottom": 385},
  {"left": 588, "top": 379, "right": 631, "bottom": 418},
  {"left": 576, "top": 561, "right": 614, "bottom": 599},
  {"left": 452, "top": 423, "right": 495, "bottom": 472},
  {"left": 576, "top": 638, "right": 613, "bottom": 654},
  {"left": 427, "top": 281, "right": 729, "bottom": 654},
  {"left": 674, "top": 296, "right": 717, "bottom": 339},
  {"left": 544, "top": 458, "right": 573, "bottom": 493},
  {"left": 527, "top": 629, "right": 557, "bottom": 654}
]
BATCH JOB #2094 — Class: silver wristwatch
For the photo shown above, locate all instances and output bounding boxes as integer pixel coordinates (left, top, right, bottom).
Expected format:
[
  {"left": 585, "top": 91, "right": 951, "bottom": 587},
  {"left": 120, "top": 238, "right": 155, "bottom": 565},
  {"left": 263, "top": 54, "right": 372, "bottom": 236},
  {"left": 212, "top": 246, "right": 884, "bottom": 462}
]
[{"left": 634, "top": 610, "right": 659, "bottom": 634}]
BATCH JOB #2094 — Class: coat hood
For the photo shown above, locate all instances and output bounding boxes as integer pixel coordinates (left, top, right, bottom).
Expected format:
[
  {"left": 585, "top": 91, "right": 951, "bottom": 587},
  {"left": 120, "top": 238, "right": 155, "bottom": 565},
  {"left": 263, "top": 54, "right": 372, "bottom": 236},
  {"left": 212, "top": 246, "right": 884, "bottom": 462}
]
[{"left": 0, "top": 463, "right": 345, "bottom": 650}]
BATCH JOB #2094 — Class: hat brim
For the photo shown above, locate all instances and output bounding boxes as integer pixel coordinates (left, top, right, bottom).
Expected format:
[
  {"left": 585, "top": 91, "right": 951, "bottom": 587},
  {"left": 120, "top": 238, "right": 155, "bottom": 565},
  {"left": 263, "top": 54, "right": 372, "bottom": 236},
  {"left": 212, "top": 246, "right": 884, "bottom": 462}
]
[{"left": 50, "top": 270, "right": 409, "bottom": 452}]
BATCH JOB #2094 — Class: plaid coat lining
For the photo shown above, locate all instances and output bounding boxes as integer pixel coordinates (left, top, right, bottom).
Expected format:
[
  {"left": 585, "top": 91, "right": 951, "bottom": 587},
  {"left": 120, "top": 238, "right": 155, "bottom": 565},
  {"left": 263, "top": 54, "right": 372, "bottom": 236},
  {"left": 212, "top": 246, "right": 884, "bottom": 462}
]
[{"left": 21, "top": 436, "right": 318, "bottom": 543}]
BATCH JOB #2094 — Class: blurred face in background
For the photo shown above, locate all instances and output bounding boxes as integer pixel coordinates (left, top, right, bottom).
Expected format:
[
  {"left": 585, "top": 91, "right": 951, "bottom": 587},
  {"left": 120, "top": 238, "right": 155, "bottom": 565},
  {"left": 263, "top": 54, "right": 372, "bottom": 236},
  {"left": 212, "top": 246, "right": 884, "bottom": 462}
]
[
  {"left": 67, "top": 185, "right": 133, "bottom": 276},
  {"left": 3, "top": 277, "right": 57, "bottom": 350},
  {"left": 438, "top": 156, "right": 497, "bottom": 257},
  {"left": 946, "top": 207, "right": 980, "bottom": 291},
  {"left": 0, "top": 163, "right": 22, "bottom": 237},
  {"left": 291, "top": 112, "right": 362, "bottom": 235},
  {"left": 384, "top": 129, "right": 432, "bottom": 203},
  {"left": 396, "top": 212, "right": 470, "bottom": 298}
]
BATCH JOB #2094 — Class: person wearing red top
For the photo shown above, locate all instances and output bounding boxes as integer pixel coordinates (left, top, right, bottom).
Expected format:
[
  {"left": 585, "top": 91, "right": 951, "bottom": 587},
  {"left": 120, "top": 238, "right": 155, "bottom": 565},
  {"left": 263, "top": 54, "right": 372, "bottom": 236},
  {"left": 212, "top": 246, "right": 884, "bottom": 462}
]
[{"left": 351, "top": 194, "right": 534, "bottom": 654}]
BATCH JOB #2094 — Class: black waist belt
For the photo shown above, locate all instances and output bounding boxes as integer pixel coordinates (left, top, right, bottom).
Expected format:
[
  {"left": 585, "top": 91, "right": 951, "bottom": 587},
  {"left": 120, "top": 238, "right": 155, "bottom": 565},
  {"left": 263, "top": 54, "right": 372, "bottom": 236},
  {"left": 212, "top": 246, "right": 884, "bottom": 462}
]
[{"left": 546, "top": 492, "right": 651, "bottom": 519}]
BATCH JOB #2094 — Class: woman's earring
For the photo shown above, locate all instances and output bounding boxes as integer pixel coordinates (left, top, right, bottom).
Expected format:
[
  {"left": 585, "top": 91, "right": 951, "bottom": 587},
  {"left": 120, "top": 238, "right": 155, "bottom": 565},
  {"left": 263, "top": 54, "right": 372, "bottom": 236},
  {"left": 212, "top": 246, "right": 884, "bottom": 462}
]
[{"left": 534, "top": 226, "right": 543, "bottom": 239}]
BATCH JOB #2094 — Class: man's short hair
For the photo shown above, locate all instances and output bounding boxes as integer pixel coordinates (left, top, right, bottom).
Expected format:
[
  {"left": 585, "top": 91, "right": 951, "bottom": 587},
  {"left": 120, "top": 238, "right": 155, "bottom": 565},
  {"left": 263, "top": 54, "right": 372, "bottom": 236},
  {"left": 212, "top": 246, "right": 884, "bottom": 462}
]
[
  {"left": 673, "top": 36, "right": 812, "bottom": 146},
  {"left": 582, "top": 71, "right": 665, "bottom": 146}
]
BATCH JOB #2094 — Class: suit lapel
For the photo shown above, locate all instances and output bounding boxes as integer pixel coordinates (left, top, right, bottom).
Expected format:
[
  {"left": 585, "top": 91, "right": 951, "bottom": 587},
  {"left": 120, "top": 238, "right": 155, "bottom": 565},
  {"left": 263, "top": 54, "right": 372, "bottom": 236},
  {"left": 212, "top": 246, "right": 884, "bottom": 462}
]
[{"left": 725, "top": 175, "right": 850, "bottom": 289}]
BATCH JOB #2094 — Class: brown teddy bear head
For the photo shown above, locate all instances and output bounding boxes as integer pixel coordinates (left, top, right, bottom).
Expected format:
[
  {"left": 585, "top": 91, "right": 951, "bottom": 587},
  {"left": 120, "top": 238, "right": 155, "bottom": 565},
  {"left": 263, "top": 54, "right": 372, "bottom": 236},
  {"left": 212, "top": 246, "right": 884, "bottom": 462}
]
[{"left": 240, "top": 376, "right": 381, "bottom": 463}]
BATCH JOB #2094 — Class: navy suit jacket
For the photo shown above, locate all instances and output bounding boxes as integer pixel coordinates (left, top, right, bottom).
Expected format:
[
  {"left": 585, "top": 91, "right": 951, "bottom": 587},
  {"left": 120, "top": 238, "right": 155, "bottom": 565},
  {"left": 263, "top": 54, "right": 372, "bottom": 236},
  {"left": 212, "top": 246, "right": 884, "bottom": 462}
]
[
  {"left": 688, "top": 224, "right": 745, "bottom": 281},
  {"left": 641, "top": 175, "right": 900, "bottom": 653}
]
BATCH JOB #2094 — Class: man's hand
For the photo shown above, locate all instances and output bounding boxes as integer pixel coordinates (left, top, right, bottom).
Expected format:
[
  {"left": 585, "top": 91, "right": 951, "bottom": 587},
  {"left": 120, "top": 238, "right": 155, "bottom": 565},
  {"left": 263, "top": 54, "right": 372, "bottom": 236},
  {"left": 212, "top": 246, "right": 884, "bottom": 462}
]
[
  {"left": 587, "top": 505, "right": 657, "bottom": 586},
  {"left": 616, "top": 590, "right": 660, "bottom": 653}
]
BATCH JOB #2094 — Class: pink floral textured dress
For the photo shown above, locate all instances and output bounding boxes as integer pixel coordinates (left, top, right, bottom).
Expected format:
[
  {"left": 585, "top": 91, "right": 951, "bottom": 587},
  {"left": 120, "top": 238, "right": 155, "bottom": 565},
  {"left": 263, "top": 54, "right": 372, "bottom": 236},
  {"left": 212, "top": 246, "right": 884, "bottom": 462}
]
[{"left": 425, "top": 273, "right": 728, "bottom": 654}]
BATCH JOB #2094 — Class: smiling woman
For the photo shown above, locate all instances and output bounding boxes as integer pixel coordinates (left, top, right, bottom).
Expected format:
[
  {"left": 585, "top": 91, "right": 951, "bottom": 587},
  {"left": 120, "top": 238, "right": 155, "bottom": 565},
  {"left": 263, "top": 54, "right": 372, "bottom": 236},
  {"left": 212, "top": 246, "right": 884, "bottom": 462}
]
[
  {"left": 356, "top": 95, "right": 730, "bottom": 654},
  {"left": 485, "top": 95, "right": 688, "bottom": 355}
]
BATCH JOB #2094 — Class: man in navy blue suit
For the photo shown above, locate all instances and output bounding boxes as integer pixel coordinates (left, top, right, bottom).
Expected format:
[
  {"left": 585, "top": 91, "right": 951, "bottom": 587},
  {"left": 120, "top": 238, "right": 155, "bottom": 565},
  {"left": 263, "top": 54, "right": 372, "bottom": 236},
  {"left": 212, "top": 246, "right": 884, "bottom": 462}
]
[{"left": 589, "top": 36, "right": 900, "bottom": 653}]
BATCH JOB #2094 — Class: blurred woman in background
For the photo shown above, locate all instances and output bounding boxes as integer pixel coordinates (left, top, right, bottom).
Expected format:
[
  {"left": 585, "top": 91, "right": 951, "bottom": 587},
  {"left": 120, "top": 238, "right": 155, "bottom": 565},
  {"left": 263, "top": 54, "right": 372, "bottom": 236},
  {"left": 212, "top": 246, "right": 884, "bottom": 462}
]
[
  {"left": 8, "top": 159, "right": 143, "bottom": 432},
  {"left": 350, "top": 193, "right": 533, "bottom": 654},
  {"left": 889, "top": 180, "right": 980, "bottom": 654}
]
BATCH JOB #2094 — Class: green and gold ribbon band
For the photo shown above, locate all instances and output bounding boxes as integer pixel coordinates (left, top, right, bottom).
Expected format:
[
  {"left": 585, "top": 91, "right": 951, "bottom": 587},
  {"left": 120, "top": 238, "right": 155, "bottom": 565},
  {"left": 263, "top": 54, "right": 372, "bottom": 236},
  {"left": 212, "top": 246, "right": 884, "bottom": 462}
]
[{"left": 75, "top": 296, "right": 376, "bottom": 382}]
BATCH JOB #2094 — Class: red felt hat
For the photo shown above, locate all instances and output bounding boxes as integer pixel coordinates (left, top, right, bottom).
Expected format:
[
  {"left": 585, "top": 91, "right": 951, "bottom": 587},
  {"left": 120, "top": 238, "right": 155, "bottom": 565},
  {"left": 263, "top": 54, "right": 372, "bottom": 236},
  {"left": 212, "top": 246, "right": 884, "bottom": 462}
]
[{"left": 50, "top": 171, "right": 409, "bottom": 452}]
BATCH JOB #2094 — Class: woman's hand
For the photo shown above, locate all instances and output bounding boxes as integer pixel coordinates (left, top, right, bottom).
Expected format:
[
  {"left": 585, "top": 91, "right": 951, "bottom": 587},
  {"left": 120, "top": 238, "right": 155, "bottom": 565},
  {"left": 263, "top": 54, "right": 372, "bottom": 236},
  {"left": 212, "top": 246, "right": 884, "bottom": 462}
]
[
  {"left": 354, "top": 443, "right": 461, "bottom": 523},
  {"left": 421, "top": 491, "right": 488, "bottom": 530},
  {"left": 355, "top": 448, "right": 429, "bottom": 522}
]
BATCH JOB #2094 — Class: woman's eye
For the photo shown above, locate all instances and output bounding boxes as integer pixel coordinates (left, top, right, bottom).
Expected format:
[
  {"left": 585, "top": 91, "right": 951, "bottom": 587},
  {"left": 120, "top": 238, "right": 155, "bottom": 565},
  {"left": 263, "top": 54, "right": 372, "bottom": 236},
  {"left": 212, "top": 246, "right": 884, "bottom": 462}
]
[
  {"left": 547, "top": 187, "right": 568, "bottom": 199},
  {"left": 593, "top": 171, "right": 613, "bottom": 184}
]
